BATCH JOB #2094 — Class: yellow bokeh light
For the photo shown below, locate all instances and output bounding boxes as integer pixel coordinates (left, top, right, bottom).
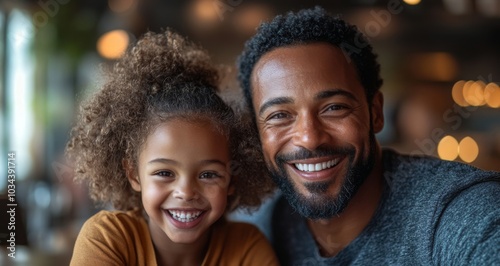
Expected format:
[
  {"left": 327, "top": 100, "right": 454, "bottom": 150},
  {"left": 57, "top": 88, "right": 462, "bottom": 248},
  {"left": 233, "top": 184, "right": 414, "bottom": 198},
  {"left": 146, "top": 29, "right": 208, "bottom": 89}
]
[
  {"left": 463, "top": 80, "right": 485, "bottom": 106},
  {"left": 484, "top": 83, "right": 500, "bottom": 108},
  {"left": 97, "top": 30, "right": 129, "bottom": 60},
  {"left": 403, "top": 0, "right": 421, "bottom": 5},
  {"left": 458, "top": 137, "right": 479, "bottom": 163},
  {"left": 452, "top": 80, "right": 468, "bottom": 106},
  {"left": 437, "top": 135, "right": 459, "bottom": 161}
]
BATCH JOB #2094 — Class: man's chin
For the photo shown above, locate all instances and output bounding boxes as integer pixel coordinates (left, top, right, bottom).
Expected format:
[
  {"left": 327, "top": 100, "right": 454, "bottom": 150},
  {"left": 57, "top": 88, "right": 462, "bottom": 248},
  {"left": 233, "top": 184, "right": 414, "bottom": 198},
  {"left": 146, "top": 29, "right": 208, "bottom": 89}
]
[
  {"left": 274, "top": 176, "right": 348, "bottom": 219},
  {"left": 289, "top": 191, "right": 349, "bottom": 219}
]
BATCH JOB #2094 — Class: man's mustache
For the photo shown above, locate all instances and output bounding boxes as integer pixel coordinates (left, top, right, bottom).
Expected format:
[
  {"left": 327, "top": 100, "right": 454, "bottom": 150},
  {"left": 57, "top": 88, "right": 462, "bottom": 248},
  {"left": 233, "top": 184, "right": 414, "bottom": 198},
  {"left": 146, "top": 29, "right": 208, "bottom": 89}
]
[{"left": 276, "top": 145, "right": 355, "bottom": 164}]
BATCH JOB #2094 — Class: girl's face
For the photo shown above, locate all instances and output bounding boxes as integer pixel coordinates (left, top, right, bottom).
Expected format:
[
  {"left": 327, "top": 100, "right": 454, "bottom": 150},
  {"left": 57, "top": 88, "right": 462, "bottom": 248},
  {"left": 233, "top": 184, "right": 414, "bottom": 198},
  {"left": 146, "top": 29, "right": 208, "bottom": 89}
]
[{"left": 129, "top": 119, "right": 232, "bottom": 244}]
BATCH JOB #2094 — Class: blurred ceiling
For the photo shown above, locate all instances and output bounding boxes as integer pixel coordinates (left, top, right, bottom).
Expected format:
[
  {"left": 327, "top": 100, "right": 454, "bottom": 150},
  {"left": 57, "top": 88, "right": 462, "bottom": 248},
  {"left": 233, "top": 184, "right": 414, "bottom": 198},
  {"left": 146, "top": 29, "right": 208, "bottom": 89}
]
[{"left": 4, "top": 0, "right": 499, "bottom": 64}]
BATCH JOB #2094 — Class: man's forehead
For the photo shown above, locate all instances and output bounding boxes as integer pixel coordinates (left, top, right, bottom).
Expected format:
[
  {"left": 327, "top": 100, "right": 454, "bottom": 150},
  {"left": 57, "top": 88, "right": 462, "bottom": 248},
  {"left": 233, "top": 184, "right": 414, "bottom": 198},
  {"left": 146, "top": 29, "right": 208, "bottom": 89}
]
[{"left": 251, "top": 43, "right": 350, "bottom": 85}]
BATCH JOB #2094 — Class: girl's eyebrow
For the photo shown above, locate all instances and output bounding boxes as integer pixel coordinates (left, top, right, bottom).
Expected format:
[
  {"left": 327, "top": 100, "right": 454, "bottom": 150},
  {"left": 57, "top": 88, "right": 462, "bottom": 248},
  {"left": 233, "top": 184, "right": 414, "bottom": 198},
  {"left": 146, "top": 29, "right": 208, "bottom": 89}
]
[
  {"left": 147, "top": 158, "right": 227, "bottom": 167},
  {"left": 148, "top": 158, "right": 178, "bottom": 165},
  {"left": 199, "top": 159, "right": 227, "bottom": 167}
]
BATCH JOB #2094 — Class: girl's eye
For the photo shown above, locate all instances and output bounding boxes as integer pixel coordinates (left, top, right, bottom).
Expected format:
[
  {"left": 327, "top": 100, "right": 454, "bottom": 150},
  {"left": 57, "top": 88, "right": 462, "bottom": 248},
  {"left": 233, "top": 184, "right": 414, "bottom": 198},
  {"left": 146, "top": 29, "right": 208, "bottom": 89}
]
[
  {"left": 154, "top": 170, "right": 174, "bottom": 177},
  {"left": 200, "top": 172, "right": 221, "bottom": 179}
]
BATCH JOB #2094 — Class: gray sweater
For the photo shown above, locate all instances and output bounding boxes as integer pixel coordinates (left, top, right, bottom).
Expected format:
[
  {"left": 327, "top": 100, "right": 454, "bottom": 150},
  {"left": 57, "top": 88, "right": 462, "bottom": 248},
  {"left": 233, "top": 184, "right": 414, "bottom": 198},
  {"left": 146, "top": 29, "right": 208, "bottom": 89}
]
[{"left": 269, "top": 149, "right": 500, "bottom": 265}]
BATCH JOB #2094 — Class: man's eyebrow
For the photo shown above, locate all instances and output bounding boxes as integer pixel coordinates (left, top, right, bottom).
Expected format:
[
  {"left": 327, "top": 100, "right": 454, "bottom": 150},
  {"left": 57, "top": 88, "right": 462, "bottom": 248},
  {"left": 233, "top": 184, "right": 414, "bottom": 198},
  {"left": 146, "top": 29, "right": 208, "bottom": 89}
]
[
  {"left": 315, "top": 89, "right": 358, "bottom": 101},
  {"left": 258, "top": 97, "right": 294, "bottom": 117}
]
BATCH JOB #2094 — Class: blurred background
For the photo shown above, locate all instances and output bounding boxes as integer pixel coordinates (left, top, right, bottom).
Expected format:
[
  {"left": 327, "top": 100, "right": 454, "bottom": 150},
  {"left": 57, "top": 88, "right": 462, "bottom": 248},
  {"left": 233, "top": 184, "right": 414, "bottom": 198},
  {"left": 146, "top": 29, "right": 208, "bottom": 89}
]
[{"left": 1, "top": 0, "right": 499, "bottom": 264}]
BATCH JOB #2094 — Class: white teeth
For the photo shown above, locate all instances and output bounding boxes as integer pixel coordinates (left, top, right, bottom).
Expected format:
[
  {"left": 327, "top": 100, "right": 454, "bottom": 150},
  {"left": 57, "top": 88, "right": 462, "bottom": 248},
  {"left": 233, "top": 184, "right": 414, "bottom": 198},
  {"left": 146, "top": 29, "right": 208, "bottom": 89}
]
[
  {"left": 294, "top": 158, "right": 340, "bottom": 172},
  {"left": 168, "top": 210, "right": 202, "bottom": 223}
]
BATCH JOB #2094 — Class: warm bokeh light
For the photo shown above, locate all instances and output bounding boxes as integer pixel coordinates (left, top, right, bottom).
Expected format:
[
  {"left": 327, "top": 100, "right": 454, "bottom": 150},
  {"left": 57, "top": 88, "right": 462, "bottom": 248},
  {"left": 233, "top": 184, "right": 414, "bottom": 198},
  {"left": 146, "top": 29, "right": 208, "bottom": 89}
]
[
  {"left": 97, "top": 30, "right": 129, "bottom": 59},
  {"left": 192, "top": 0, "right": 219, "bottom": 23},
  {"left": 108, "top": 0, "right": 136, "bottom": 13},
  {"left": 484, "top": 82, "right": 500, "bottom": 108},
  {"left": 403, "top": 0, "right": 421, "bottom": 5},
  {"left": 463, "top": 80, "right": 485, "bottom": 106},
  {"left": 452, "top": 80, "right": 468, "bottom": 106},
  {"left": 234, "top": 5, "right": 272, "bottom": 34},
  {"left": 410, "top": 52, "right": 457, "bottom": 81},
  {"left": 458, "top": 137, "right": 479, "bottom": 163},
  {"left": 438, "top": 135, "right": 459, "bottom": 161}
]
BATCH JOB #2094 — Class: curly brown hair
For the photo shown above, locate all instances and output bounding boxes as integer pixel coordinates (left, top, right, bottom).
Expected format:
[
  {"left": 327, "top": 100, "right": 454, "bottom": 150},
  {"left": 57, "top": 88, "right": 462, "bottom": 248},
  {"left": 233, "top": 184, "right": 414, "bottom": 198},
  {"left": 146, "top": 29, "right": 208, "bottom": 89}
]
[{"left": 65, "top": 29, "right": 275, "bottom": 212}]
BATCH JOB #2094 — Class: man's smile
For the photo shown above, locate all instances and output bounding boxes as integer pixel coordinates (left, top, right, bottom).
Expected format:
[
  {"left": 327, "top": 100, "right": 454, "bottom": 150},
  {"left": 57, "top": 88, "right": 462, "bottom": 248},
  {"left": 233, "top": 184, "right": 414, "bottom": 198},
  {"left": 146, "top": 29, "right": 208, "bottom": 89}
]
[{"left": 287, "top": 156, "right": 347, "bottom": 182}]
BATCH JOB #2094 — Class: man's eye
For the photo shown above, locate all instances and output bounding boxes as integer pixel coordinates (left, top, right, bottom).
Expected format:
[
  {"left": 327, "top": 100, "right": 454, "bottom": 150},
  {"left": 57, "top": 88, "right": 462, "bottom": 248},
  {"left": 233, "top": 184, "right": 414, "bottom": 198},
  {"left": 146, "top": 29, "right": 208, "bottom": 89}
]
[
  {"left": 200, "top": 172, "right": 221, "bottom": 179},
  {"left": 326, "top": 105, "right": 346, "bottom": 111},
  {"left": 268, "top": 112, "right": 289, "bottom": 120}
]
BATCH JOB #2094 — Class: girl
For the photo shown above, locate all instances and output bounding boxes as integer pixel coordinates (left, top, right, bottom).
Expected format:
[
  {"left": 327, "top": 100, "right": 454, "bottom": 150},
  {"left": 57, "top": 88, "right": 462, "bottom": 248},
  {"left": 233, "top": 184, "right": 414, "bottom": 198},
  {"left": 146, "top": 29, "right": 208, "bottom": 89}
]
[{"left": 66, "top": 30, "right": 278, "bottom": 265}]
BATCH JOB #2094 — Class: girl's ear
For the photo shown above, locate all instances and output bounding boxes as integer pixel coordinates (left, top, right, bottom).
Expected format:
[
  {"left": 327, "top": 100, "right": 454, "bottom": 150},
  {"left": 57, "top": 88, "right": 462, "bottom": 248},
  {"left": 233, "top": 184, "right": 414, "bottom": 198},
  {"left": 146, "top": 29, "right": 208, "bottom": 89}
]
[
  {"left": 228, "top": 183, "right": 235, "bottom": 196},
  {"left": 123, "top": 159, "right": 141, "bottom": 192},
  {"left": 228, "top": 175, "right": 236, "bottom": 196}
]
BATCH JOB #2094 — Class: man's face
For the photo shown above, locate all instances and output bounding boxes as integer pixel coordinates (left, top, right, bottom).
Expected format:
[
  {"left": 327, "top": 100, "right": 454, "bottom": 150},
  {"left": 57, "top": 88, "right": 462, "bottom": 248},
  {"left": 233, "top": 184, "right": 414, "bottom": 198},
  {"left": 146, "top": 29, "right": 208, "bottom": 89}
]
[{"left": 250, "top": 43, "right": 384, "bottom": 219}]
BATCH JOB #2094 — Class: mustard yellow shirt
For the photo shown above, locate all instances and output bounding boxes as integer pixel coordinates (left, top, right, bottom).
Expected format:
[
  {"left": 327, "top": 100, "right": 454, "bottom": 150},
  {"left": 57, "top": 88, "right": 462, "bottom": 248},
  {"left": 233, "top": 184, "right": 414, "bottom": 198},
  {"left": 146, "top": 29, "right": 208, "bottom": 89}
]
[{"left": 70, "top": 210, "right": 279, "bottom": 266}]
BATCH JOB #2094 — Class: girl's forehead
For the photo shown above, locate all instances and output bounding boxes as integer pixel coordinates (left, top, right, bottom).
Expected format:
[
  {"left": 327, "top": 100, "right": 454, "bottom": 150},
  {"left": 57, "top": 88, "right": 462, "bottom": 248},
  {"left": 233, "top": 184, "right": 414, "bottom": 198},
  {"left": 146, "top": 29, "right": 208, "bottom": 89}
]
[{"left": 138, "top": 119, "right": 231, "bottom": 170}]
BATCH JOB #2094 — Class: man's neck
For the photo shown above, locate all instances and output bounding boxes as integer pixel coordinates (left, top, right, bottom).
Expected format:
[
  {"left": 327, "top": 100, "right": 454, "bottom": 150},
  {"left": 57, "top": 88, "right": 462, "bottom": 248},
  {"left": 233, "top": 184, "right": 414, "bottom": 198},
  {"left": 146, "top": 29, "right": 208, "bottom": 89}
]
[{"left": 306, "top": 149, "right": 384, "bottom": 257}]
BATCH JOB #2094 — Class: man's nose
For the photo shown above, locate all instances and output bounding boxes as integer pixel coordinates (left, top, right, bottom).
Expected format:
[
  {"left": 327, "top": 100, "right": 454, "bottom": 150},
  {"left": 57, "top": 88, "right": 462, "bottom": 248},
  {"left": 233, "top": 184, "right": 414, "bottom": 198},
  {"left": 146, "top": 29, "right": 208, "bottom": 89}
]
[{"left": 291, "top": 113, "right": 330, "bottom": 151}]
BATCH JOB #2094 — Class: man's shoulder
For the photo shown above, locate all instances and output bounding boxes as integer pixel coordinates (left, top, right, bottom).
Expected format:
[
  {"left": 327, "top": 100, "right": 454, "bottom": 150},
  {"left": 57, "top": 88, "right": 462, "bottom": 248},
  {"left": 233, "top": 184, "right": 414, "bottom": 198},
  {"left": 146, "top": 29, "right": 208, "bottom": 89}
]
[
  {"left": 382, "top": 148, "right": 499, "bottom": 191},
  {"left": 432, "top": 180, "right": 500, "bottom": 264}
]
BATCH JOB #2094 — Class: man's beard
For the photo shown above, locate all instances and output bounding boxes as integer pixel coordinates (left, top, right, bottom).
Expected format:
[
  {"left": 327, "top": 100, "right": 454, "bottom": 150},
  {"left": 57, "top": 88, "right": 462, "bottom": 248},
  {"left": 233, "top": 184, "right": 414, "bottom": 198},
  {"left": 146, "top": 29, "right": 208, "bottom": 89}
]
[{"left": 268, "top": 131, "right": 377, "bottom": 220}]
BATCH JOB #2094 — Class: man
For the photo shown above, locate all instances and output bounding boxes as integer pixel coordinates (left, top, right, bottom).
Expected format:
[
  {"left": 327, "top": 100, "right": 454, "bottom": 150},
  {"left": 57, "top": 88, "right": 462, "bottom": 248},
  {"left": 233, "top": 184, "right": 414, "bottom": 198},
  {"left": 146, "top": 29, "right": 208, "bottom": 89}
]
[{"left": 236, "top": 7, "right": 500, "bottom": 265}]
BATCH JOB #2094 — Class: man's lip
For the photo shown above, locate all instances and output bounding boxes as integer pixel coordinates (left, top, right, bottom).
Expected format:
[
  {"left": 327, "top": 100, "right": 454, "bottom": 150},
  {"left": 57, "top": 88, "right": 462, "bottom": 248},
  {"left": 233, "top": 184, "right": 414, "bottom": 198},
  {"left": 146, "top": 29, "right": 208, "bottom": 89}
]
[
  {"left": 287, "top": 156, "right": 343, "bottom": 165},
  {"left": 287, "top": 156, "right": 346, "bottom": 182}
]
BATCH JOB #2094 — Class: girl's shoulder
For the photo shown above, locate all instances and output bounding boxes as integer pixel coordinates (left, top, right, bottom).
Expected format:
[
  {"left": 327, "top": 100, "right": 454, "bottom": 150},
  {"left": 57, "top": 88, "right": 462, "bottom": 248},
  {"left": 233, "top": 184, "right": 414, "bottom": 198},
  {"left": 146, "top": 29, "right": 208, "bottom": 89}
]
[
  {"left": 78, "top": 209, "right": 149, "bottom": 242},
  {"left": 71, "top": 209, "right": 155, "bottom": 266},
  {"left": 86, "top": 209, "right": 144, "bottom": 223},
  {"left": 203, "top": 220, "right": 279, "bottom": 265}
]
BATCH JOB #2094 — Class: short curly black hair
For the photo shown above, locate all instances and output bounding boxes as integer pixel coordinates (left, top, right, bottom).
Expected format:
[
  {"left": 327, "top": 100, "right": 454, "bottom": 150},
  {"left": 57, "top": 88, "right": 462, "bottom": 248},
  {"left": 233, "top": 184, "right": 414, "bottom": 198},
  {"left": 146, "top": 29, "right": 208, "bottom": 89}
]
[
  {"left": 237, "top": 6, "right": 383, "bottom": 115},
  {"left": 66, "top": 29, "right": 274, "bottom": 212}
]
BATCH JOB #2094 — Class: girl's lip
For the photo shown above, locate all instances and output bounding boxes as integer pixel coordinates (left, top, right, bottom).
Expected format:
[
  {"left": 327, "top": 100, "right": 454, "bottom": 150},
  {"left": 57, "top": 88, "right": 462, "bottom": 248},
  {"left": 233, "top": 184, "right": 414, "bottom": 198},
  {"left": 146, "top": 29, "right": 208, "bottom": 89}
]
[{"left": 163, "top": 209, "right": 206, "bottom": 229}]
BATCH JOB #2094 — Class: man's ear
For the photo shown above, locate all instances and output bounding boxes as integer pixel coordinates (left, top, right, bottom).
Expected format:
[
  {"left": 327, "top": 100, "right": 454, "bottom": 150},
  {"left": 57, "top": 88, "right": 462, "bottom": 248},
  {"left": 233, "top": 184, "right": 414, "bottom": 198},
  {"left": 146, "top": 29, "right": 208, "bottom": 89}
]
[
  {"left": 123, "top": 159, "right": 141, "bottom": 192},
  {"left": 371, "top": 91, "right": 384, "bottom": 133}
]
